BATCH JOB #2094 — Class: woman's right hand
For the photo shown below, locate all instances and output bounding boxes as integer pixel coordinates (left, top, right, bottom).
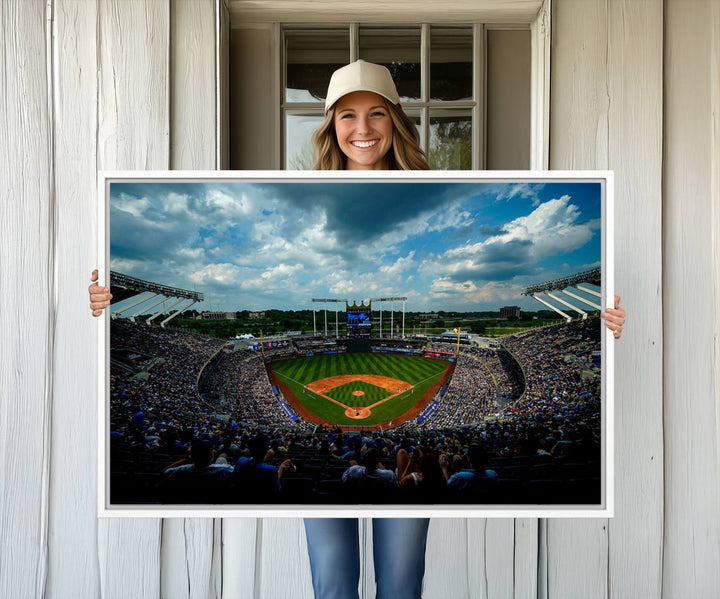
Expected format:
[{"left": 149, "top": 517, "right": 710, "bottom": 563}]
[{"left": 89, "top": 269, "right": 112, "bottom": 317}]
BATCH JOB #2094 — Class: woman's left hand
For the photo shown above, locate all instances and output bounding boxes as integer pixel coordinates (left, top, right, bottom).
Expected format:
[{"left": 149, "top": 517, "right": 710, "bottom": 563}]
[{"left": 601, "top": 295, "right": 625, "bottom": 339}]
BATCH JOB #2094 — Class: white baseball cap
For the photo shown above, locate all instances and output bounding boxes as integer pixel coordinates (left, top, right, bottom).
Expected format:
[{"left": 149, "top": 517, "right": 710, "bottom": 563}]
[{"left": 324, "top": 60, "right": 400, "bottom": 112}]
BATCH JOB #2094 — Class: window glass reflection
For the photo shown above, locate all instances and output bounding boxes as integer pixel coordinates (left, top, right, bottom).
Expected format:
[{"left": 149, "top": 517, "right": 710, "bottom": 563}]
[
  {"left": 286, "top": 30, "right": 350, "bottom": 103},
  {"left": 430, "top": 27, "right": 473, "bottom": 101},
  {"left": 285, "top": 112, "right": 324, "bottom": 169},
  {"left": 359, "top": 28, "right": 421, "bottom": 102},
  {"left": 429, "top": 109, "right": 472, "bottom": 170}
]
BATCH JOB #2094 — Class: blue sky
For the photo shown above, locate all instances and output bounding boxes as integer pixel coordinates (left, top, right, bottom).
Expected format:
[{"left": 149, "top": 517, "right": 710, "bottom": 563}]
[{"left": 110, "top": 180, "right": 602, "bottom": 313}]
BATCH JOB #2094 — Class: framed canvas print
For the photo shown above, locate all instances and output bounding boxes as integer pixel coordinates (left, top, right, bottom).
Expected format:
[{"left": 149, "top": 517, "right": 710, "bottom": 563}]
[{"left": 97, "top": 170, "right": 614, "bottom": 518}]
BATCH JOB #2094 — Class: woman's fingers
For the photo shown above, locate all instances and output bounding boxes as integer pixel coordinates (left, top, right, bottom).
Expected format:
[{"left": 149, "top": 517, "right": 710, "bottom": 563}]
[
  {"left": 601, "top": 305, "right": 625, "bottom": 339},
  {"left": 89, "top": 289, "right": 113, "bottom": 303},
  {"left": 604, "top": 320, "right": 622, "bottom": 333},
  {"left": 89, "top": 270, "right": 112, "bottom": 316},
  {"left": 602, "top": 311, "right": 624, "bottom": 326}
]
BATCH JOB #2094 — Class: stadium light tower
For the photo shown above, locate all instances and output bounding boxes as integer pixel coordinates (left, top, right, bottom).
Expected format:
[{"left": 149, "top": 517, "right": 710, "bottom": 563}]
[
  {"left": 370, "top": 297, "right": 407, "bottom": 339},
  {"left": 312, "top": 298, "right": 347, "bottom": 337}
]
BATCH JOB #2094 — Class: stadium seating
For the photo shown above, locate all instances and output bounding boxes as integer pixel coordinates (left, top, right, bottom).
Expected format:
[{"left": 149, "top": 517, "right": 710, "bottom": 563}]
[{"left": 109, "top": 318, "right": 603, "bottom": 506}]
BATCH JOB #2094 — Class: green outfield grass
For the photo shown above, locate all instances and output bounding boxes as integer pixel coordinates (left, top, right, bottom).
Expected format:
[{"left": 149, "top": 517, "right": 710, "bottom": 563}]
[{"left": 270, "top": 353, "right": 449, "bottom": 425}]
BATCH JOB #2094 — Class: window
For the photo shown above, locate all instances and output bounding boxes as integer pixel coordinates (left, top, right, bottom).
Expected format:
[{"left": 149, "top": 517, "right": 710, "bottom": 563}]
[
  {"left": 283, "top": 25, "right": 480, "bottom": 170},
  {"left": 228, "top": 23, "right": 532, "bottom": 170}
]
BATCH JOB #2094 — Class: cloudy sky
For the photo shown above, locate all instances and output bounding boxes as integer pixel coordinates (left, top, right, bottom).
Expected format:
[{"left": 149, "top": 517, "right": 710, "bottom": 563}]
[{"left": 109, "top": 180, "right": 602, "bottom": 313}]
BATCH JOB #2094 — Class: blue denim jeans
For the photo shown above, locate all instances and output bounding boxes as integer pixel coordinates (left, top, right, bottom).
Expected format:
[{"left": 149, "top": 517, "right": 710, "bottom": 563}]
[{"left": 304, "top": 518, "right": 430, "bottom": 599}]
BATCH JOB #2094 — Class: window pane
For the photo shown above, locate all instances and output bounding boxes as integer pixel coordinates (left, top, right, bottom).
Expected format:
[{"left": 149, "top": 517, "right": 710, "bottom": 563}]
[
  {"left": 359, "top": 28, "right": 421, "bottom": 102},
  {"left": 285, "top": 112, "right": 324, "bottom": 169},
  {"left": 430, "top": 27, "right": 473, "bottom": 101},
  {"left": 429, "top": 109, "right": 472, "bottom": 170},
  {"left": 286, "top": 30, "right": 349, "bottom": 103}
]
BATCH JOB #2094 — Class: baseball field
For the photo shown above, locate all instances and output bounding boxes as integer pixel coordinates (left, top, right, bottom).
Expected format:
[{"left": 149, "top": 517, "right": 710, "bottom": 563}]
[{"left": 267, "top": 353, "right": 450, "bottom": 426}]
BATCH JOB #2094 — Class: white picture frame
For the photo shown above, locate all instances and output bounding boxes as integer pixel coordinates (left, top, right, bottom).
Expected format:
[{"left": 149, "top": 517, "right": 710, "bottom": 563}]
[{"left": 97, "top": 170, "right": 614, "bottom": 518}]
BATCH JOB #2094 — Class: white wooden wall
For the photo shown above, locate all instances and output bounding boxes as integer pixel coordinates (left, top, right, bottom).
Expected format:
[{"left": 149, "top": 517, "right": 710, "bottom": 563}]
[
  {"left": 1, "top": 0, "right": 718, "bottom": 597},
  {"left": 549, "top": 1, "right": 664, "bottom": 596}
]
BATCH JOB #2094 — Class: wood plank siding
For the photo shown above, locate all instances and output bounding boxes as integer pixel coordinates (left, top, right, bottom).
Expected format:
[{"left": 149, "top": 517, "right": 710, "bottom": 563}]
[{"left": 1, "top": 0, "right": 718, "bottom": 597}]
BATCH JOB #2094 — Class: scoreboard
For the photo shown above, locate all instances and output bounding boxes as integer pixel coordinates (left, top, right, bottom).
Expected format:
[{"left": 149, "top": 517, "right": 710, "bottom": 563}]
[{"left": 346, "top": 300, "right": 372, "bottom": 337}]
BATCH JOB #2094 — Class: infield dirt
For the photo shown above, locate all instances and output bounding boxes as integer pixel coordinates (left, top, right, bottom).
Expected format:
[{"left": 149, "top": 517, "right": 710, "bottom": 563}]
[{"left": 306, "top": 374, "right": 410, "bottom": 395}]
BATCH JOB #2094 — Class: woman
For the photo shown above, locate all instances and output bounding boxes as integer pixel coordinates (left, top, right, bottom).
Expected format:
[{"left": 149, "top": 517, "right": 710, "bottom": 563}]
[
  {"left": 89, "top": 60, "right": 626, "bottom": 598},
  {"left": 298, "top": 60, "right": 433, "bottom": 599}
]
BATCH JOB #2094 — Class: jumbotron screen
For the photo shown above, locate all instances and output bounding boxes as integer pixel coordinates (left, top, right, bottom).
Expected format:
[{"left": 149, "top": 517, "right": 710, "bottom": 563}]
[{"left": 347, "top": 302, "right": 372, "bottom": 337}]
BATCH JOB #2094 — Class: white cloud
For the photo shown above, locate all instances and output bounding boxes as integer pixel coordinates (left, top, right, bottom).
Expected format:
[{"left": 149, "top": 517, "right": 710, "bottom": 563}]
[
  {"left": 163, "top": 192, "right": 191, "bottom": 217},
  {"left": 427, "top": 209, "right": 474, "bottom": 232},
  {"left": 501, "top": 195, "right": 593, "bottom": 254},
  {"left": 495, "top": 183, "right": 546, "bottom": 206},
  {"left": 260, "top": 263, "right": 303, "bottom": 280},
  {"left": 421, "top": 196, "right": 595, "bottom": 281},
  {"left": 325, "top": 269, "right": 410, "bottom": 298},
  {"left": 205, "top": 189, "right": 255, "bottom": 219},
  {"left": 430, "top": 278, "right": 478, "bottom": 294},
  {"left": 240, "top": 277, "right": 264, "bottom": 290},
  {"left": 297, "top": 211, "right": 339, "bottom": 252},
  {"left": 466, "top": 281, "right": 525, "bottom": 303},
  {"left": 177, "top": 247, "right": 206, "bottom": 260},
  {"left": 188, "top": 263, "right": 244, "bottom": 286},
  {"left": 356, "top": 202, "right": 474, "bottom": 255},
  {"left": 379, "top": 251, "right": 415, "bottom": 276},
  {"left": 109, "top": 257, "right": 146, "bottom": 273},
  {"left": 113, "top": 194, "right": 154, "bottom": 220},
  {"left": 429, "top": 277, "right": 524, "bottom": 305},
  {"left": 329, "top": 273, "right": 381, "bottom": 296},
  {"left": 243, "top": 207, "right": 343, "bottom": 274}
]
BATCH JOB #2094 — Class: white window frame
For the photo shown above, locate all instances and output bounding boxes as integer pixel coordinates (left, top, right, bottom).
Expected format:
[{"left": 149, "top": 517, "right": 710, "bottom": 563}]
[{"left": 228, "top": 0, "right": 551, "bottom": 171}]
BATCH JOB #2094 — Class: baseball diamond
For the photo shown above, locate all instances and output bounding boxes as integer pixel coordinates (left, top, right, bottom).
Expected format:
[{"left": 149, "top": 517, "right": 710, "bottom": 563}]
[{"left": 267, "top": 353, "right": 451, "bottom": 427}]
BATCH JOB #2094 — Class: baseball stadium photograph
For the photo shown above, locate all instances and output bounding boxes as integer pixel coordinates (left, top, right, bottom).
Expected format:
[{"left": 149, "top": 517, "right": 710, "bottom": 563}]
[{"left": 103, "top": 174, "right": 610, "bottom": 511}]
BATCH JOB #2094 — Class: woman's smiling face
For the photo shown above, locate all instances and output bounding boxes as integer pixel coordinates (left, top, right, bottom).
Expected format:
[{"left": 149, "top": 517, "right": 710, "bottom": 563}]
[{"left": 333, "top": 91, "right": 394, "bottom": 170}]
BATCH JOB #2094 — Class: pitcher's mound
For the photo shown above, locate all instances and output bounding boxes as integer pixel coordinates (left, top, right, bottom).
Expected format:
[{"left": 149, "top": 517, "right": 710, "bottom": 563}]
[{"left": 352, "top": 390, "right": 365, "bottom": 397}]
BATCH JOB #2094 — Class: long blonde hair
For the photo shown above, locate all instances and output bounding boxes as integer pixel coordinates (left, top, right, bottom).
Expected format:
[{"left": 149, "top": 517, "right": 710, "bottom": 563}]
[{"left": 312, "top": 100, "right": 430, "bottom": 171}]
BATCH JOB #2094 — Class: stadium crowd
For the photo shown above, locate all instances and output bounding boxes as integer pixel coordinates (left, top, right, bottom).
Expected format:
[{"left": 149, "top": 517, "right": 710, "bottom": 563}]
[
  {"left": 422, "top": 345, "right": 524, "bottom": 428},
  {"left": 109, "top": 318, "right": 602, "bottom": 505},
  {"left": 109, "top": 319, "right": 228, "bottom": 450},
  {"left": 202, "top": 349, "right": 298, "bottom": 427},
  {"left": 112, "top": 418, "right": 599, "bottom": 504},
  {"left": 491, "top": 318, "right": 602, "bottom": 461}
]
